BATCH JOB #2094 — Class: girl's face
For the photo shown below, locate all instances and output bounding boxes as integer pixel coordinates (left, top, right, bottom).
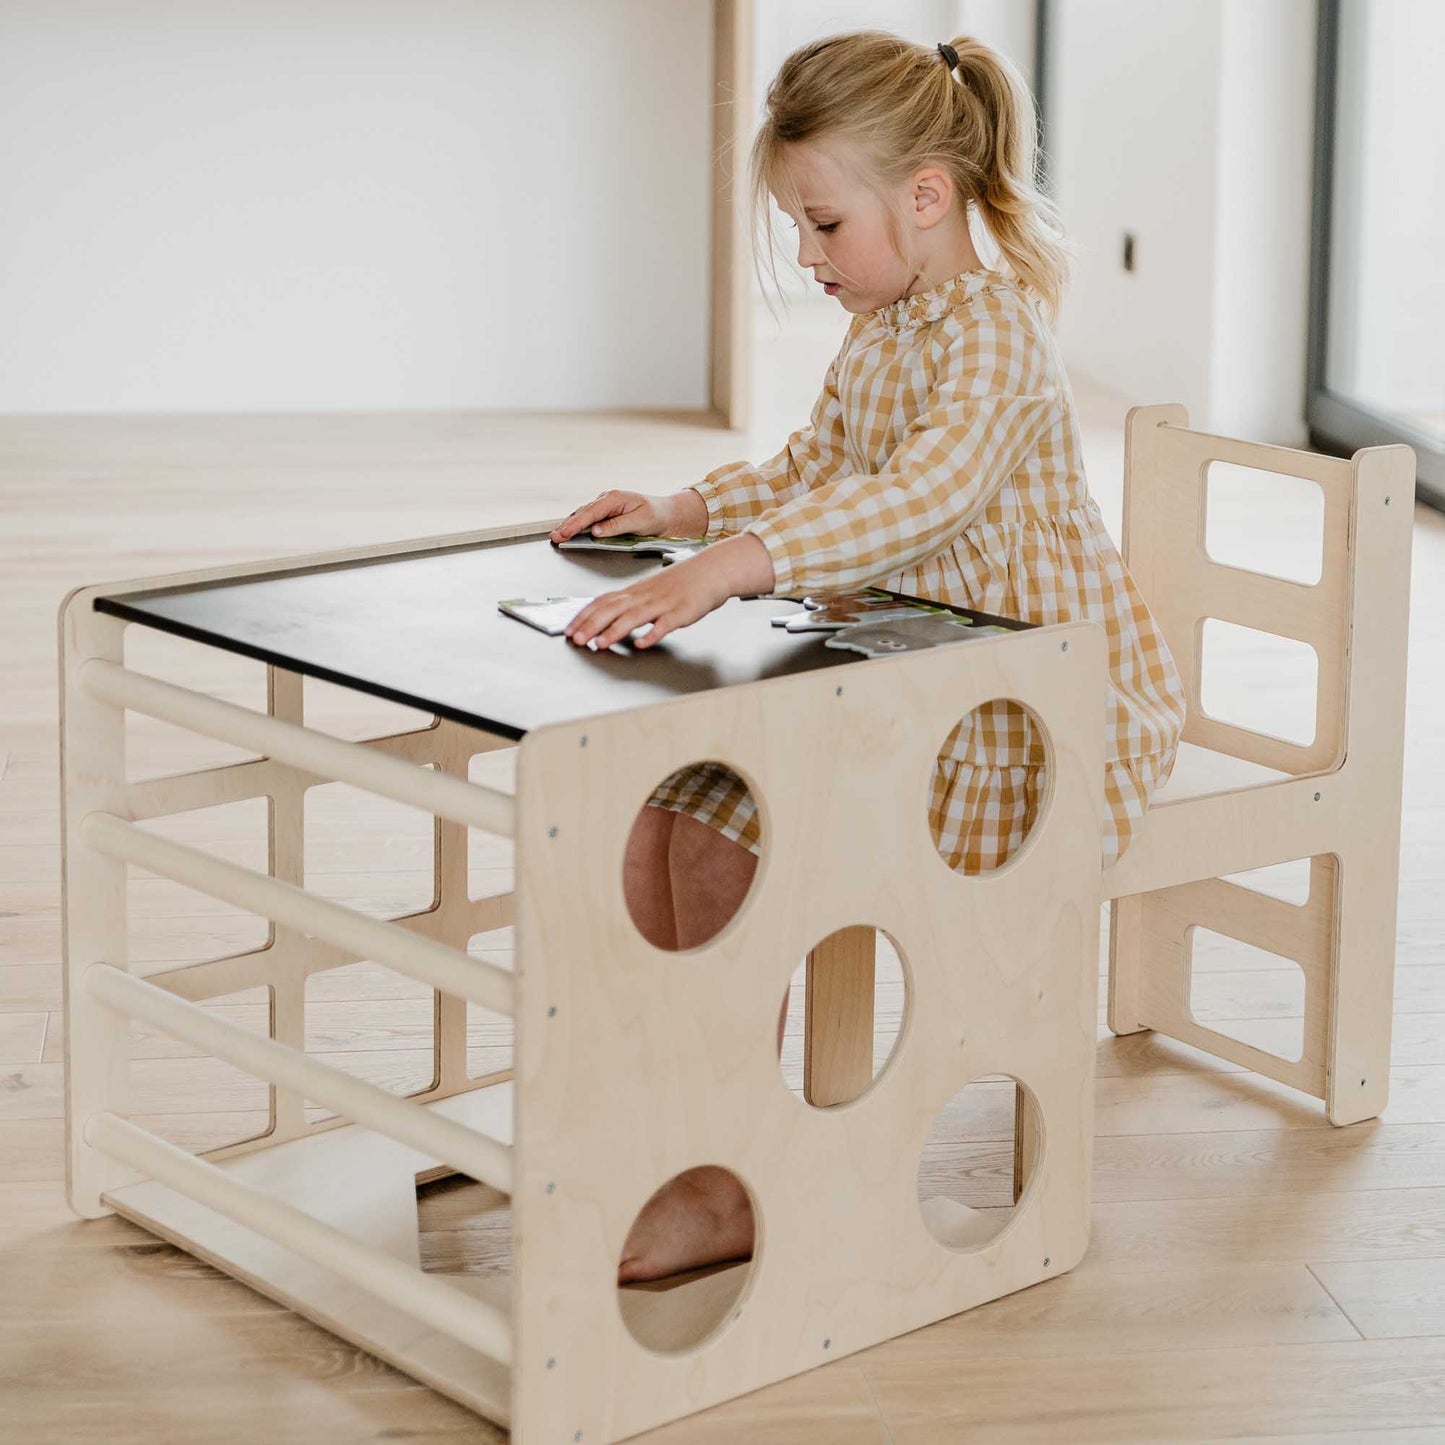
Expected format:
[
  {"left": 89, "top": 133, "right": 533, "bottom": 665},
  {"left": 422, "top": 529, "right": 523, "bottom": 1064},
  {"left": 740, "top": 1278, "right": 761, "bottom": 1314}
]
[{"left": 774, "top": 136, "right": 930, "bottom": 314}]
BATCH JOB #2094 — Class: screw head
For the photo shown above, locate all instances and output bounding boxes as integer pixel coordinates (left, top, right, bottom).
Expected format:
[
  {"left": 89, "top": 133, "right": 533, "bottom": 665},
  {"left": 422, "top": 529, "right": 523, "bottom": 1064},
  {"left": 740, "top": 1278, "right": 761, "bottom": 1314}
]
[
  {"left": 1061, "top": 640, "right": 1069, "bottom": 652},
  {"left": 835, "top": 685, "right": 843, "bottom": 696},
  {"left": 546, "top": 1181, "right": 555, "bottom": 1195},
  {"left": 823, "top": 1338, "right": 831, "bottom": 1350},
  {"left": 547, "top": 1005, "right": 557, "bottom": 1018},
  {"left": 1385, "top": 496, "right": 1391, "bottom": 505},
  {"left": 580, "top": 735, "right": 588, "bottom": 747},
  {"left": 548, "top": 825, "right": 559, "bottom": 838},
  {"left": 1361, "top": 1078, "right": 1366, "bottom": 1086},
  {"left": 1044, "top": 1256, "right": 1051, "bottom": 1267},
  {"left": 1313, "top": 792, "right": 1321, "bottom": 802},
  {"left": 546, "top": 1356, "right": 556, "bottom": 1369}
]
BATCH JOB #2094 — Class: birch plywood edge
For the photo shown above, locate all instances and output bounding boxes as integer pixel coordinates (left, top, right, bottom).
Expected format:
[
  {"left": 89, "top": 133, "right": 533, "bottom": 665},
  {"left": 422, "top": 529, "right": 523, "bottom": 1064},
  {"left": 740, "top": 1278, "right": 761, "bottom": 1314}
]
[
  {"left": 509, "top": 620, "right": 1107, "bottom": 1444},
  {"left": 61, "top": 515, "right": 560, "bottom": 609}
]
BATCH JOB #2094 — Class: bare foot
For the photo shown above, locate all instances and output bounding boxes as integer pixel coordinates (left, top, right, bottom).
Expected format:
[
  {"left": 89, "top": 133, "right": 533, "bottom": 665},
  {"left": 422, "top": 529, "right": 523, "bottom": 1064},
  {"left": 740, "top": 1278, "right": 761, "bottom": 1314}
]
[{"left": 618, "top": 1166, "right": 754, "bottom": 1284}]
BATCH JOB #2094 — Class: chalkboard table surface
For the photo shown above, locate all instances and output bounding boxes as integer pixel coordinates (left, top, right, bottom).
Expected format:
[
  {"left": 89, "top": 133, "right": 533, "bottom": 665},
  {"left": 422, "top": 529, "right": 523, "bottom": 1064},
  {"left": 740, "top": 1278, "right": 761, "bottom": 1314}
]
[{"left": 96, "top": 534, "right": 1030, "bottom": 740}]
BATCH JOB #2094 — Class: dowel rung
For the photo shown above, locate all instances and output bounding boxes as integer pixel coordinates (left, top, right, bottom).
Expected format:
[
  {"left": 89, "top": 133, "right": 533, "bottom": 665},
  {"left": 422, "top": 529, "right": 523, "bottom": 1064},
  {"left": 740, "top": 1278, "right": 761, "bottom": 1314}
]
[
  {"left": 79, "top": 658, "right": 515, "bottom": 838},
  {"left": 86, "top": 964, "right": 513, "bottom": 1195},
  {"left": 85, "top": 1111, "right": 513, "bottom": 1367},
  {"left": 80, "top": 811, "right": 515, "bottom": 1018}
]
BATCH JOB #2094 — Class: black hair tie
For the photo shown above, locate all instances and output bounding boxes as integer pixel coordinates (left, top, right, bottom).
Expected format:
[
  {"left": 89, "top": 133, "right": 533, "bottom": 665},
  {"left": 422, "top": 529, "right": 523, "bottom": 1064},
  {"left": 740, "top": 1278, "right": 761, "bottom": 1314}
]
[{"left": 937, "top": 42, "right": 959, "bottom": 70}]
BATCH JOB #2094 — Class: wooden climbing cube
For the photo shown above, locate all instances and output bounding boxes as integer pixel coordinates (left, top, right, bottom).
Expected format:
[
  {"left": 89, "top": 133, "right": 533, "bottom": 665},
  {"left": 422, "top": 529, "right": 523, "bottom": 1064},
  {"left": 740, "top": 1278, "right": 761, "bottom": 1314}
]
[{"left": 60, "top": 525, "right": 1107, "bottom": 1442}]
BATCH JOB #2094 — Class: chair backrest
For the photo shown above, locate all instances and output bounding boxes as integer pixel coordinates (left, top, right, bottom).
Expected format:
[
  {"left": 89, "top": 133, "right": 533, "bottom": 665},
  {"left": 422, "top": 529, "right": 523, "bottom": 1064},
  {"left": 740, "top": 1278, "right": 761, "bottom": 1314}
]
[{"left": 1121, "top": 403, "right": 1415, "bottom": 778}]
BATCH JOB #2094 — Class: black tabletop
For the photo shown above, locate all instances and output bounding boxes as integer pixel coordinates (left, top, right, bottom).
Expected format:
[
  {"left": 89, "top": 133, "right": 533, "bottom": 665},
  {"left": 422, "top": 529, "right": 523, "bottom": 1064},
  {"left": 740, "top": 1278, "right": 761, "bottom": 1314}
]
[{"left": 95, "top": 535, "right": 859, "bottom": 739}]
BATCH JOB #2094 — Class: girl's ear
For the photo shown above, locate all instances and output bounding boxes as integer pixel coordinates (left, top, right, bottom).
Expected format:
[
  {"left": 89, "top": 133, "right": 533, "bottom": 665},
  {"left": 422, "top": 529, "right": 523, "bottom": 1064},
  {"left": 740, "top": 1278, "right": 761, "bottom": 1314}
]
[{"left": 912, "top": 165, "right": 955, "bottom": 227}]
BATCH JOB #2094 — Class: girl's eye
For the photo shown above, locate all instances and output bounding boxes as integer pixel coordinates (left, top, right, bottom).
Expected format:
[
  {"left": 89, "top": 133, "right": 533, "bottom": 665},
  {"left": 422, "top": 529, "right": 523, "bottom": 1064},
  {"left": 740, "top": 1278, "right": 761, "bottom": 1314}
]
[{"left": 817, "top": 222, "right": 839, "bottom": 234}]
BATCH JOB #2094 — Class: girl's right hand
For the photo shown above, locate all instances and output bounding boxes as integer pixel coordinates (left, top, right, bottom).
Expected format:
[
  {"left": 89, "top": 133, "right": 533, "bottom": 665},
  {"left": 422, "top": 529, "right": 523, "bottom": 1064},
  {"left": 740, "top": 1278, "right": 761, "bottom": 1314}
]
[{"left": 549, "top": 490, "right": 701, "bottom": 544}]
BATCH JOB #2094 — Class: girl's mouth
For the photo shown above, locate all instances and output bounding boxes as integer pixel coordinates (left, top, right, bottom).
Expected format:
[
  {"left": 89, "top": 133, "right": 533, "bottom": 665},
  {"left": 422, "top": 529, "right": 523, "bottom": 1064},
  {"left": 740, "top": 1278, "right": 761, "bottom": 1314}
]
[{"left": 822, "top": 282, "right": 840, "bottom": 296}]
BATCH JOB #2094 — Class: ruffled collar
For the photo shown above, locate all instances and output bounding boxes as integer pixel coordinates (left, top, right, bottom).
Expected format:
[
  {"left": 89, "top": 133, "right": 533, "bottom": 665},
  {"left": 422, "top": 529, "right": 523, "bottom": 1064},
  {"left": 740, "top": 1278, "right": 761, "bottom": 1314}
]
[{"left": 870, "top": 267, "right": 1012, "bottom": 333}]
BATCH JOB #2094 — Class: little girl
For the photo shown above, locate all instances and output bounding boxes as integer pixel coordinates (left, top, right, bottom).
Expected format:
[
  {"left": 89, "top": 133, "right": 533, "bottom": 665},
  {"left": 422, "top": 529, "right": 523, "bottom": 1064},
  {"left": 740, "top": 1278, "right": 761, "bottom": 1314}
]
[{"left": 552, "top": 31, "right": 1186, "bottom": 1283}]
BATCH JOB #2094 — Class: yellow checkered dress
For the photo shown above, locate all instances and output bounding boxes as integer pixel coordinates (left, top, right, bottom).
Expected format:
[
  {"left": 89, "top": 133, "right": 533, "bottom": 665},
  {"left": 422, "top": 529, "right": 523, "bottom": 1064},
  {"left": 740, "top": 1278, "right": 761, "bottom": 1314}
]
[{"left": 647, "top": 268, "right": 1186, "bottom": 871}]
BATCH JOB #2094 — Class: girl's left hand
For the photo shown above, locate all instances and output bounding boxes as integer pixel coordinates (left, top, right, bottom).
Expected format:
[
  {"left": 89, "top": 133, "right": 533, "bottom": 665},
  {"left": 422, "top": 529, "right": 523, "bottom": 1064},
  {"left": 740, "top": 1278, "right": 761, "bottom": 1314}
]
[
  {"left": 564, "top": 536, "right": 775, "bottom": 651},
  {"left": 564, "top": 556, "right": 730, "bottom": 651}
]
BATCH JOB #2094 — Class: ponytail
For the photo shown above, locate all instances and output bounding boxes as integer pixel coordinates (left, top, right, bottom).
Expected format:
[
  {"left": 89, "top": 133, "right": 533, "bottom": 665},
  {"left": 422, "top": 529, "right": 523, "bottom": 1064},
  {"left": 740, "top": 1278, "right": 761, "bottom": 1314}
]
[{"left": 942, "top": 35, "right": 1070, "bottom": 318}]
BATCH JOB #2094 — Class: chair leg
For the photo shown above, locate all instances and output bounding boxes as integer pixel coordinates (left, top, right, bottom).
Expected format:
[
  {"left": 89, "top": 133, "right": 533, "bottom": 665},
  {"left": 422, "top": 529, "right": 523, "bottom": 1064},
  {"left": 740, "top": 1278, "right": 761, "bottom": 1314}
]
[
  {"left": 1012, "top": 1084, "right": 1041, "bottom": 1203},
  {"left": 1106, "top": 896, "right": 1150, "bottom": 1037},
  {"left": 803, "top": 925, "right": 876, "bottom": 1107},
  {"left": 1325, "top": 851, "right": 1396, "bottom": 1126}
]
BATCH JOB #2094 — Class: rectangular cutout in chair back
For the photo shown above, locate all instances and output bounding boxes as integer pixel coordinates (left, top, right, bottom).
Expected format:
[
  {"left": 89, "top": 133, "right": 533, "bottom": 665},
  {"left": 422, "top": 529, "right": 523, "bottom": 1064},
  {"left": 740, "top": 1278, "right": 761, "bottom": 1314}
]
[
  {"left": 1199, "top": 618, "right": 1319, "bottom": 747},
  {"left": 1204, "top": 461, "right": 1325, "bottom": 586}
]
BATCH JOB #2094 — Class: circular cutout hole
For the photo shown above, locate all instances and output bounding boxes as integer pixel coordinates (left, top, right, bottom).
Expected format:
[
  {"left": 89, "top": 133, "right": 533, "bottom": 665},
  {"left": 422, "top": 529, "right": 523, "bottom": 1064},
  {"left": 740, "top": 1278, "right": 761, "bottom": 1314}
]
[
  {"left": 617, "top": 1165, "right": 759, "bottom": 1354},
  {"left": 624, "top": 760, "right": 763, "bottom": 950},
  {"left": 917, "top": 1074, "right": 1041, "bottom": 1251},
  {"left": 929, "top": 700, "right": 1050, "bottom": 875},
  {"left": 779, "top": 926, "right": 908, "bottom": 1107}
]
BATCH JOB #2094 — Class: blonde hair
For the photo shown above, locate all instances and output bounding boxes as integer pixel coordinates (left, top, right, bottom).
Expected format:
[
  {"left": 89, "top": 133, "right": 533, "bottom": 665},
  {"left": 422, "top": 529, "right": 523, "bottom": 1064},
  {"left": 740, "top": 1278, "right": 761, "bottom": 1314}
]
[{"left": 748, "top": 30, "right": 1070, "bottom": 320}]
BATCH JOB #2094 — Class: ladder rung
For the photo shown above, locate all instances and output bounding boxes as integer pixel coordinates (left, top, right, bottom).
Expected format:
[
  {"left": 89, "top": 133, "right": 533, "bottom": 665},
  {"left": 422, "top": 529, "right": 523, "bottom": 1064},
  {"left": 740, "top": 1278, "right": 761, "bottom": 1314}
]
[
  {"left": 81, "top": 812, "right": 514, "bottom": 1018},
  {"left": 80, "top": 658, "right": 515, "bottom": 838},
  {"left": 86, "top": 1111, "right": 512, "bottom": 1366},
  {"left": 87, "top": 963, "right": 512, "bottom": 1196}
]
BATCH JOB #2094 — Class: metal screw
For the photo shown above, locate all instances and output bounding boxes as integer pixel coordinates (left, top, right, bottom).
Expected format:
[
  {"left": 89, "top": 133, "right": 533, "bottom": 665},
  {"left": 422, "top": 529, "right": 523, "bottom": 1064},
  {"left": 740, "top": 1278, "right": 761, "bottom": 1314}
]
[
  {"left": 580, "top": 735, "right": 588, "bottom": 747},
  {"left": 1313, "top": 792, "right": 1321, "bottom": 802},
  {"left": 1061, "top": 641, "right": 1069, "bottom": 652},
  {"left": 548, "top": 825, "right": 558, "bottom": 838},
  {"left": 823, "top": 1338, "right": 831, "bottom": 1350},
  {"left": 546, "top": 1356, "right": 556, "bottom": 1369},
  {"left": 546, "top": 1182, "right": 555, "bottom": 1195},
  {"left": 547, "top": 1005, "right": 557, "bottom": 1018},
  {"left": 835, "top": 685, "right": 843, "bottom": 696},
  {"left": 1361, "top": 1078, "right": 1366, "bottom": 1087},
  {"left": 1044, "top": 1256, "right": 1051, "bottom": 1267},
  {"left": 1385, "top": 497, "right": 1391, "bottom": 505}
]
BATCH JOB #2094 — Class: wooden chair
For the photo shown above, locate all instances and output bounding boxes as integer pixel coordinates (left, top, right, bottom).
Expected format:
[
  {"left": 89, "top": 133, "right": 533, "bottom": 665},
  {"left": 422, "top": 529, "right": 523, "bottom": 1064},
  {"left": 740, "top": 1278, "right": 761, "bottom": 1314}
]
[{"left": 1101, "top": 404, "right": 1415, "bottom": 1126}]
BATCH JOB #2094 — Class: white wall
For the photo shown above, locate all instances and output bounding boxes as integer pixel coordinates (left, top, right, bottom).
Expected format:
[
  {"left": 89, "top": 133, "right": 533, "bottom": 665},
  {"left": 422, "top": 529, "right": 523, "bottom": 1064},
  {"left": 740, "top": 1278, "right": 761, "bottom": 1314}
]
[
  {"left": 0, "top": 1, "right": 713, "bottom": 415},
  {"left": 1048, "top": 0, "right": 1223, "bottom": 425},
  {"left": 1049, "top": 0, "right": 1316, "bottom": 442}
]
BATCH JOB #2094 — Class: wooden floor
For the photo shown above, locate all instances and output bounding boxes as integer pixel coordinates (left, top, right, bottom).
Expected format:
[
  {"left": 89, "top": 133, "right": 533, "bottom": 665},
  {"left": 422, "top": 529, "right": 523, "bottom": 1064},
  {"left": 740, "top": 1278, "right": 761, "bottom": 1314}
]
[{"left": 5, "top": 306, "right": 1445, "bottom": 1442}]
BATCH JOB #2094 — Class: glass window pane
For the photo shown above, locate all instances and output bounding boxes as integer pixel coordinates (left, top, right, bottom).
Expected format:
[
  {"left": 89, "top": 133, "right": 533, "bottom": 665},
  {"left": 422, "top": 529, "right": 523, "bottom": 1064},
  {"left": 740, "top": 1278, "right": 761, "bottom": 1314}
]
[{"left": 1325, "top": 0, "right": 1445, "bottom": 446}]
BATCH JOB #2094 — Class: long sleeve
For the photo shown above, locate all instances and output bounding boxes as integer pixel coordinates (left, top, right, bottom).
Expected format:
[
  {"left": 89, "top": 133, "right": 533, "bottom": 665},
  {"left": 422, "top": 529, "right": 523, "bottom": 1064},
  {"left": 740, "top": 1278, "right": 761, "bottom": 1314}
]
[
  {"left": 688, "top": 319, "right": 857, "bottom": 538},
  {"left": 743, "top": 300, "right": 1056, "bottom": 596}
]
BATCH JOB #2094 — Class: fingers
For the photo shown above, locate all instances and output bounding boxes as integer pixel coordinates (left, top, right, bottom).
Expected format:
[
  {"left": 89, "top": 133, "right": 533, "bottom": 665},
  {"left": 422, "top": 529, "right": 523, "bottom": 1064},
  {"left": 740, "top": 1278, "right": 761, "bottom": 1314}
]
[
  {"left": 550, "top": 491, "right": 640, "bottom": 543},
  {"left": 565, "top": 591, "right": 645, "bottom": 650},
  {"left": 564, "top": 587, "right": 679, "bottom": 651},
  {"left": 549, "top": 494, "right": 609, "bottom": 542},
  {"left": 631, "top": 615, "right": 674, "bottom": 648}
]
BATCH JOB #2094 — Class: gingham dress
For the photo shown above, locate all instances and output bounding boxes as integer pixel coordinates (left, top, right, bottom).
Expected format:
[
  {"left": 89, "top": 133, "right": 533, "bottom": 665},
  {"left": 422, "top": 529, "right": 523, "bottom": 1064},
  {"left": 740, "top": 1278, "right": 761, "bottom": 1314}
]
[{"left": 647, "top": 268, "right": 1186, "bottom": 871}]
